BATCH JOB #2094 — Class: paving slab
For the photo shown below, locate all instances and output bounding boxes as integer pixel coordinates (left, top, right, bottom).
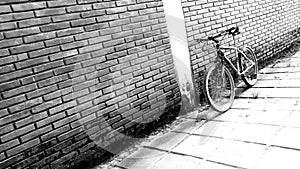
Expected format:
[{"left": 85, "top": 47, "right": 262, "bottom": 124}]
[
  {"left": 231, "top": 98, "right": 298, "bottom": 110},
  {"left": 271, "top": 62, "right": 300, "bottom": 68},
  {"left": 143, "top": 132, "right": 188, "bottom": 151},
  {"left": 228, "top": 122, "right": 279, "bottom": 144},
  {"left": 215, "top": 108, "right": 290, "bottom": 126},
  {"left": 171, "top": 118, "right": 201, "bottom": 133},
  {"left": 192, "top": 121, "right": 236, "bottom": 138},
  {"left": 260, "top": 67, "right": 294, "bottom": 74},
  {"left": 172, "top": 135, "right": 221, "bottom": 159},
  {"left": 239, "top": 88, "right": 300, "bottom": 98},
  {"left": 271, "top": 127, "right": 300, "bottom": 150},
  {"left": 148, "top": 153, "right": 203, "bottom": 169},
  {"left": 208, "top": 140, "right": 266, "bottom": 169},
  {"left": 258, "top": 73, "right": 288, "bottom": 80},
  {"left": 116, "top": 148, "right": 166, "bottom": 169},
  {"left": 282, "top": 111, "right": 300, "bottom": 128},
  {"left": 254, "top": 147, "right": 300, "bottom": 169}
]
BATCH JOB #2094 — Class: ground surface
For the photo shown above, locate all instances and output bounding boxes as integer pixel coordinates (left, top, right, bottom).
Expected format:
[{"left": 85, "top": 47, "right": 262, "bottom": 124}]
[{"left": 102, "top": 49, "right": 300, "bottom": 169}]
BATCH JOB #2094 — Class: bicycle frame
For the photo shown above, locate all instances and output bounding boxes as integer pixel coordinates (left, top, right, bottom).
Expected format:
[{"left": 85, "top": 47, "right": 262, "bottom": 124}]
[{"left": 218, "top": 45, "right": 255, "bottom": 76}]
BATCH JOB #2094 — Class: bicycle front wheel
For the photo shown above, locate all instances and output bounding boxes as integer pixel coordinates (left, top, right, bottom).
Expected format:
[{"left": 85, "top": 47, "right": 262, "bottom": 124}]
[
  {"left": 239, "top": 46, "right": 258, "bottom": 87},
  {"left": 203, "top": 64, "right": 235, "bottom": 112}
]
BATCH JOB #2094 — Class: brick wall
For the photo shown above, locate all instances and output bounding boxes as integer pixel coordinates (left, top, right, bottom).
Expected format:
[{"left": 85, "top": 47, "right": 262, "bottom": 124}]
[
  {"left": 181, "top": 0, "right": 300, "bottom": 100},
  {"left": 0, "top": 0, "right": 181, "bottom": 168}
]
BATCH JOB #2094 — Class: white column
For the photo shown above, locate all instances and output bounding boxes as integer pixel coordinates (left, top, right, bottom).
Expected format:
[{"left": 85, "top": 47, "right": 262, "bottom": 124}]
[{"left": 162, "top": 0, "right": 196, "bottom": 111}]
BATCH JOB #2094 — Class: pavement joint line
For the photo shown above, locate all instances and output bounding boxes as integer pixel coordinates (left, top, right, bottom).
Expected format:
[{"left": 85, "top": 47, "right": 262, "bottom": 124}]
[
  {"left": 269, "top": 145, "right": 300, "bottom": 151},
  {"left": 204, "top": 159, "right": 246, "bottom": 169},
  {"left": 188, "top": 133, "right": 270, "bottom": 147}
]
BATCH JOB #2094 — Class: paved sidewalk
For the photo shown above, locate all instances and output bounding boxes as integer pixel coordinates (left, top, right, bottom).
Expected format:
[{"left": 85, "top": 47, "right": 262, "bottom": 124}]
[{"left": 115, "top": 51, "right": 300, "bottom": 169}]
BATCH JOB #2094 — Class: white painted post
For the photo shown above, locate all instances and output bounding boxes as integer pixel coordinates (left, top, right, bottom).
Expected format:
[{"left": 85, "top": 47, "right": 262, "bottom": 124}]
[{"left": 162, "top": 0, "right": 196, "bottom": 112}]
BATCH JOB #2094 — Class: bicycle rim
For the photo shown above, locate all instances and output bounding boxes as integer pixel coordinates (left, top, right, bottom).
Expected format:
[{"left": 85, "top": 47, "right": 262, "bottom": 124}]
[
  {"left": 204, "top": 65, "right": 235, "bottom": 112},
  {"left": 240, "top": 47, "right": 258, "bottom": 86}
]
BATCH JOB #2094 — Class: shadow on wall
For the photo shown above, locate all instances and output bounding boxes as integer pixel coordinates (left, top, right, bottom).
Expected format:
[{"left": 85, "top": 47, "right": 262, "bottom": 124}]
[{"left": 65, "top": 50, "right": 183, "bottom": 169}]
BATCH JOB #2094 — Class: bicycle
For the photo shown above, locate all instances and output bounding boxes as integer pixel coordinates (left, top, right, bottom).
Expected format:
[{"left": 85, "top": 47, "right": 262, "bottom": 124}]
[{"left": 196, "top": 27, "right": 258, "bottom": 112}]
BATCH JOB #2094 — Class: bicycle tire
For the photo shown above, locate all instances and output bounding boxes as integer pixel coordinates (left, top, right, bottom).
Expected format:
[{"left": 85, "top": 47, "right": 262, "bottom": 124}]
[
  {"left": 239, "top": 46, "right": 258, "bottom": 87},
  {"left": 203, "top": 64, "right": 235, "bottom": 112}
]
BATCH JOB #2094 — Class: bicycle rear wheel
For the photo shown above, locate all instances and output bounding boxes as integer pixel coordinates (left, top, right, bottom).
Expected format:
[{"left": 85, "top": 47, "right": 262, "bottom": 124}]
[
  {"left": 203, "top": 64, "right": 235, "bottom": 112},
  {"left": 239, "top": 46, "right": 258, "bottom": 87}
]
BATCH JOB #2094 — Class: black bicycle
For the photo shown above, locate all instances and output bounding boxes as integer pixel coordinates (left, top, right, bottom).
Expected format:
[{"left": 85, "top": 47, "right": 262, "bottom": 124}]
[{"left": 197, "top": 27, "right": 258, "bottom": 112}]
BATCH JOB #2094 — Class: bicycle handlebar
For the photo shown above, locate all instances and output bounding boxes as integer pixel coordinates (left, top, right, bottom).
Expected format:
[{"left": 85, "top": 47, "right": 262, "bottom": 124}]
[{"left": 196, "top": 27, "right": 241, "bottom": 44}]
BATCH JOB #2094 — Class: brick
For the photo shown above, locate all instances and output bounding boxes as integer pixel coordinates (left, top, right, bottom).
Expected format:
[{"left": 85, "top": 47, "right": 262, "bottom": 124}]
[
  {"left": 41, "top": 125, "right": 70, "bottom": 141},
  {"left": 1, "top": 124, "right": 35, "bottom": 142},
  {"left": 84, "top": 22, "right": 109, "bottom": 31},
  {"left": 34, "top": 8, "right": 66, "bottom": 17},
  {"left": 0, "top": 68, "right": 33, "bottom": 83},
  {"left": 40, "top": 22, "right": 70, "bottom": 32},
  {"left": 21, "top": 125, "right": 53, "bottom": 142},
  {"left": 0, "top": 64, "right": 15, "bottom": 74},
  {"left": 6, "top": 138, "right": 40, "bottom": 157},
  {"left": 0, "top": 22, "right": 17, "bottom": 31},
  {"left": 106, "top": 7, "right": 127, "bottom": 14},
  {"left": 96, "top": 14, "right": 119, "bottom": 23},
  {"left": 81, "top": 9, "right": 105, "bottom": 18},
  {"left": 45, "top": 36, "right": 74, "bottom": 47},
  {"left": 5, "top": 27, "right": 40, "bottom": 38},
  {"left": 38, "top": 74, "right": 69, "bottom": 88},
  {"left": 48, "top": 0, "right": 76, "bottom": 7},
  {"left": 65, "top": 53, "right": 92, "bottom": 65},
  {"left": 27, "top": 85, "right": 58, "bottom": 99},
  {"left": 0, "top": 109, "right": 9, "bottom": 118},
  {"left": 75, "top": 31, "right": 99, "bottom": 40},
  {"left": 49, "top": 50, "right": 78, "bottom": 61},
  {"left": 15, "top": 111, "right": 47, "bottom": 128},
  {"left": 58, "top": 127, "right": 84, "bottom": 142},
  {"left": 109, "top": 18, "right": 130, "bottom": 27},
  {"left": 96, "top": 104, "right": 117, "bottom": 117},
  {"left": 128, "top": 4, "right": 147, "bottom": 11},
  {"left": 81, "top": 55, "right": 105, "bottom": 67},
  {"left": 57, "top": 27, "right": 84, "bottom": 37},
  {"left": 16, "top": 56, "right": 49, "bottom": 69},
  {"left": 49, "top": 100, "right": 77, "bottom": 115},
  {"left": 79, "top": 43, "right": 103, "bottom": 54},
  {"left": 53, "top": 114, "right": 77, "bottom": 129},
  {"left": 0, "top": 5, "right": 11, "bottom": 13},
  {"left": 10, "top": 42, "right": 44, "bottom": 55},
  {"left": 0, "top": 80, "right": 21, "bottom": 92},
  {"left": 116, "top": 0, "right": 136, "bottom": 6},
  {"left": 24, "top": 32, "right": 56, "bottom": 43},
  {"left": 52, "top": 13, "right": 81, "bottom": 22},
  {"left": 89, "top": 35, "right": 112, "bottom": 44},
  {"left": 19, "top": 17, "right": 51, "bottom": 28},
  {"left": 118, "top": 54, "right": 138, "bottom": 63},
  {"left": 0, "top": 11, "right": 34, "bottom": 22},
  {"left": 34, "top": 60, "right": 64, "bottom": 73},
  {"left": 100, "top": 26, "right": 122, "bottom": 35},
  {"left": 93, "top": 2, "right": 116, "bottom": 9},
  {"left": 67, "top": 4, "right": 92, "bottom": 12},
  {"left": 0, "top": 124, "right": 14, "bottom": 135},
  {"left": 0, "top": 139, "right": 19, "bottom": 152},
  {"left": 12, "top": 2, "right": 46, "bottom": 11},
  {"left": 61, "top": 40, "right": 88, "bottom": 51},
  {"left": 3, "top": 83, "right": 37, "bottom": 98},
  {"left": 35, "top": 71, "right": 54, "bottom": 81},
  {"left": 103, "top": 39, "right": 125, "bottom": 48},
  {"left": 37, "top": 112, "right": 66, "bottom": 128},
  {"left": 63, "top": 88, "right": 88, "bottom": 102}
]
